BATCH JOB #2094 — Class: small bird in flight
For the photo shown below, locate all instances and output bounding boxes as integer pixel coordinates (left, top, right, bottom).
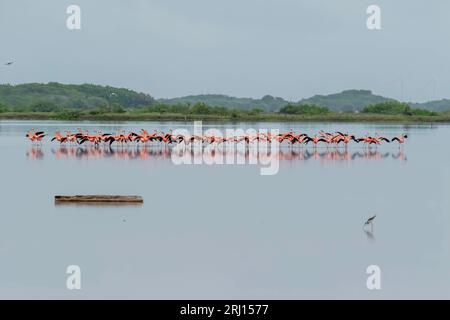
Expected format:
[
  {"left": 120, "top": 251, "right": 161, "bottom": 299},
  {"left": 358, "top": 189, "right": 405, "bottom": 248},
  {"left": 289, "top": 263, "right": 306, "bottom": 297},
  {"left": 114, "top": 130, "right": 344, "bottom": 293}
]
[
  {"left": 5, "top": 61, "right": 14, "bottom": 65},
  {"left": 363, "top": 215, "right": 376, "bottom": 227}
]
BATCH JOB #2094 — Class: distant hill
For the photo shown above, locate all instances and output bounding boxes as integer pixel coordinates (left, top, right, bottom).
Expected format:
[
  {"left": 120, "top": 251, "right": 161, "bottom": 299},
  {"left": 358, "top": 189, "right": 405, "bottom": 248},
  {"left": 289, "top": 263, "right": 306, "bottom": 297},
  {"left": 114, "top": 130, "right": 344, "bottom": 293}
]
[
  {"left": 1, "top": 83, "right": 449, "bottom": 113},
  {"left": 0, "top": 82, "right": 156, "bottom": 109},
  {"left": 298, "top": 90, "right": 392, "bottom": 112},
  {"left": 158, "top": 94, "right": 289, "bottom": 112},
  {"left": 297, "top": 90, "right": 450, "bottom": 112},
  {"left": 160, "top": 90, "right": 399, "bottom": 113},
  {"left": 412, "top": 99, "right": 450, "bottom": 112}
]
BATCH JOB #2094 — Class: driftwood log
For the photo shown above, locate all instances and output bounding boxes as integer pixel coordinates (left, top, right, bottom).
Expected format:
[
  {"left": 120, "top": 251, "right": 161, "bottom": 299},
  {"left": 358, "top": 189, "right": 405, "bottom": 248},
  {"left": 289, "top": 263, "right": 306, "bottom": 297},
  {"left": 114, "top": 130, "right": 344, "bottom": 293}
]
[{"left": 55, "top": 195, "right": 143, "bottom": 204}]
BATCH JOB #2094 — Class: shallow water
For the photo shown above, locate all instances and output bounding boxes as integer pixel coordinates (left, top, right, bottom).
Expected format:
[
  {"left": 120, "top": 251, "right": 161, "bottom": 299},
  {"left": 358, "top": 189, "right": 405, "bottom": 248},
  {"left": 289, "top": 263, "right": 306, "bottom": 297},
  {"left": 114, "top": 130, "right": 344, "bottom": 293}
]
[{"left": 0, "top": 120, "right": 449, "bottom": 299}]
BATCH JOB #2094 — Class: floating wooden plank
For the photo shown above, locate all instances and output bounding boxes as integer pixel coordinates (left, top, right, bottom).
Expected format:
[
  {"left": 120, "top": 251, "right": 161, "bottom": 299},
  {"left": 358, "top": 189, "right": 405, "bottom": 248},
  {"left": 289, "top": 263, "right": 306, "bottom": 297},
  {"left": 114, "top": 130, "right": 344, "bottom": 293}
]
[{"left": 55, "top": 195, "right": 143, "bottom": 204}]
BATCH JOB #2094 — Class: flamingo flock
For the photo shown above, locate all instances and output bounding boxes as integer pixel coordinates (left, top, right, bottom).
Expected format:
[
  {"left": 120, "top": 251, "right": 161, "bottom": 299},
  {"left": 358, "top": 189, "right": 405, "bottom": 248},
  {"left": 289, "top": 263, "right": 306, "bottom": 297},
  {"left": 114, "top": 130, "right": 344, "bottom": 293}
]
[{"left": 26, "top": 129, "right": 408, "bottom": 148}]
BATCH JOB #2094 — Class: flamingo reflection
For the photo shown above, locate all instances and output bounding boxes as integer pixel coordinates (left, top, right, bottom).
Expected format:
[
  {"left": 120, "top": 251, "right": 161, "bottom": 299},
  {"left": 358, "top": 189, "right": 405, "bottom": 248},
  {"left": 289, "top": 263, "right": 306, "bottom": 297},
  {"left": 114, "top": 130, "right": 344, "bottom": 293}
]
[
  {"left": 42, "top": 146, "right": 408, "bottom": 163},
  {"left": 26, "top": 146, "right": 44, "bottom": 159}
]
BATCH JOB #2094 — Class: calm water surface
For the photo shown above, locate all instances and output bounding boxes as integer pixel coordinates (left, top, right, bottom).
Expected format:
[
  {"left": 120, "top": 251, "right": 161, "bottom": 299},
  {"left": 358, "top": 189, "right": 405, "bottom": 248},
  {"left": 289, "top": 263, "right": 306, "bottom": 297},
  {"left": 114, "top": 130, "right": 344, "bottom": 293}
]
[{"left": 0, "top": 120, "right": 449, "bottom": 299}]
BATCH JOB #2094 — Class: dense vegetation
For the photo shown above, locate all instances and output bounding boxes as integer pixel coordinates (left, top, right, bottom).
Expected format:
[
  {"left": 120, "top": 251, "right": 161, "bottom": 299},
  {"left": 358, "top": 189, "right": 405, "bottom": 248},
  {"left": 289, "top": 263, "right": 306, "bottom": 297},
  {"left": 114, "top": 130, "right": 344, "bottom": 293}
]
[
  {"left": 0, "top": 99, "right": 445, "bottom": 122},
  {"left": 1, "top": 83, "right": 450, "bottom": 113},
  {"left": 142, "top": 102, "right": 264, "bottom": 118},
  {"left": 0, "top": 83, "right": 448, "bottom": 121},
  {"left": 279, "top": 103, "right": 329, "bottom": 115},
  {"left": 0, "top": 102, "right": 8, "bottom": 113},
  {"left": 362, "top": 101, "right": 438, "bottom": 116},
  {"left": 0, "top": 83, "right": 156, "bottom": 109},
  {"left": 159, "top": 94, "right": 288, "bottom": 112}
]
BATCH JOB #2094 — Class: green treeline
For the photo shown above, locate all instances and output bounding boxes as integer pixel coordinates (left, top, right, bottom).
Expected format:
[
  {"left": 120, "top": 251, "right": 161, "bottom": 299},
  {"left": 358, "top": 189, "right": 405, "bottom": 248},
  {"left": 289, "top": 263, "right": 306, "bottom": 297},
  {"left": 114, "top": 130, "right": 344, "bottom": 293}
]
[
  {"left": 278, "top": 103, "right": 329, "bottom": 115},
  {"left": 361, "top": 101, "right": 438, "bottom": 116},
  {"left": 0, "top": 99, "right": 444, "bottom": 121},
  {"left": 0, "top": 100, "right": 266, "bottom": 120},
  {"left": 141, "top": 102, "right": 264, "bottom": 117}
]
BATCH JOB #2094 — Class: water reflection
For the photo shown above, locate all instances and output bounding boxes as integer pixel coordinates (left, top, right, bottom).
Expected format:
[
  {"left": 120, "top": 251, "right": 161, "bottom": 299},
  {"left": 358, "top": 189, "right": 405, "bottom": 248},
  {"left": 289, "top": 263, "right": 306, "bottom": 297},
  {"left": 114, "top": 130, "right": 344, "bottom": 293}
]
[
  {"left": 26, "top": 146, "right": 44, "bottom": 160},
  {"left": 54, "top": 202, "right": 143, "bottom": 207},
  {"left": 23, "top": 146, "right": 410, "bottom": 163}
]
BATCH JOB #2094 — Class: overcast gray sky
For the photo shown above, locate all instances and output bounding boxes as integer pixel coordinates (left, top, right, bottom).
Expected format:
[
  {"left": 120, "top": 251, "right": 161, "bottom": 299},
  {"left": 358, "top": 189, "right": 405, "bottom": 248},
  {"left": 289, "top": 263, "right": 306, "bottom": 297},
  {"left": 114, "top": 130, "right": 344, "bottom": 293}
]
[{"left": 0, "top": 0, "right": 449, "bottom": 102}]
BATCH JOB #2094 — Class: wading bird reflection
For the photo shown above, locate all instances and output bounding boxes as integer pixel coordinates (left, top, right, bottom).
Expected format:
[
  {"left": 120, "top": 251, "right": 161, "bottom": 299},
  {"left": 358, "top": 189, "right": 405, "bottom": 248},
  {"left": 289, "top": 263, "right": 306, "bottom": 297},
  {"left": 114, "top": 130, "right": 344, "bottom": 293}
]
[
  {"left": 44, "top": 146, "right": 407, "bottom": 163},
  {"left": 26, "top": 146, "right": 44, "bottom": 159}
]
